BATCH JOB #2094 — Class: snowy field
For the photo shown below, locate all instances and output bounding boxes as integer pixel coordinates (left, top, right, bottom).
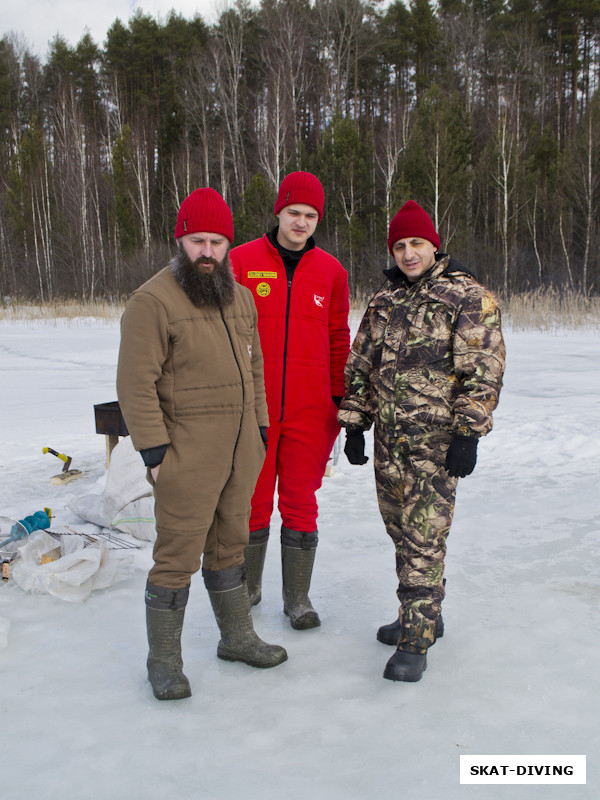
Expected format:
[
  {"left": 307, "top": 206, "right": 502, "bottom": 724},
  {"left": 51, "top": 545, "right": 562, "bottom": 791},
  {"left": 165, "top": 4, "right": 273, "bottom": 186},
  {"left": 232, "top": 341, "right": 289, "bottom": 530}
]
[{"left": 0, "top": 316, "right": 598, "bottom": 799}]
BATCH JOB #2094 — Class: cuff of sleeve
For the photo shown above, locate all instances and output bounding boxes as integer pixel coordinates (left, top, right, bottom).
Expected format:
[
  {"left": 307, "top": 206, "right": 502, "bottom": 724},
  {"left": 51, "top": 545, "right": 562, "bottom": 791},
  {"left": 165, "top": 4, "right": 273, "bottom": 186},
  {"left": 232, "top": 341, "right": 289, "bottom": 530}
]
[
  {"left": 454, "top": 424, "right": 478, "bottom": 439},
  {"left": 140, "top": 443, "right": 169, "bottom": 467},
  {"left": 344, "top": 424, "right": 364, "bottom": 436}
]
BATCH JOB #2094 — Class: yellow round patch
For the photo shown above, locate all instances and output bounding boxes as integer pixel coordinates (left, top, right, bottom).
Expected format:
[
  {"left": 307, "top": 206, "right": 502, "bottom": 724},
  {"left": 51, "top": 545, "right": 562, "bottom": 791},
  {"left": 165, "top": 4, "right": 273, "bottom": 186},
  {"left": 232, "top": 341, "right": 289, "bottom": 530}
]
[{"left": 256, "top": 282, "right": 271, "bottom": 297}]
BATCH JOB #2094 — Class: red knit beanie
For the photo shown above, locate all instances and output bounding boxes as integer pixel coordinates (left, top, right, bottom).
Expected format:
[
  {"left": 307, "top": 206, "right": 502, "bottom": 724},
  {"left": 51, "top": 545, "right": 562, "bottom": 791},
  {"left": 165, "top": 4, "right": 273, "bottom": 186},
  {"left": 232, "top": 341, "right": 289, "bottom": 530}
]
[
  {"left": 174, "top": 188, "right": 233, "bottom": 242},
  {"left": 274, "top": 171, "right": 325, "bottom": 220},
  {"left": 387, "top": 200, "right": 440, "bottom": 253}
]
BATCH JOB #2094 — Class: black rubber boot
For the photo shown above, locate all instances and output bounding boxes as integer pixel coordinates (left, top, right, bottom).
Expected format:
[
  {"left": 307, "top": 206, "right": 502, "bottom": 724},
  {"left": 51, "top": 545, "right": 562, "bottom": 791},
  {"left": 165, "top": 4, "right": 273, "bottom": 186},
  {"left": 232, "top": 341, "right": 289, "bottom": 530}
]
[
  {"left": 281, "top": 527, "right": 320, "bottom": 630},
  {"left": 377, "top": 615, "right": 444, "bottom": 646},
  {"left": 145, "top": 582, "right": 192, "bottom": 700},
  {"left": 204, "top": 565, "right": 287, "bottom": 668},
  {"left": 243, "top": 528, "right": 269, "bottom": 606},
  {"left": 383, "top": 648, "right": 427, "bottom": 682}
]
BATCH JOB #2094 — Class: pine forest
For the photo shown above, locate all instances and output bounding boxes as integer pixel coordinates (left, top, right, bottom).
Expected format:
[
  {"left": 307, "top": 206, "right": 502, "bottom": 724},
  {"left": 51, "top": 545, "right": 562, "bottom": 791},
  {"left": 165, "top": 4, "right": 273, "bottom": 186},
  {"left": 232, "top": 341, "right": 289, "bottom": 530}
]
[{"left": 1, "top": 0, "right": 599, "bottom": 302}]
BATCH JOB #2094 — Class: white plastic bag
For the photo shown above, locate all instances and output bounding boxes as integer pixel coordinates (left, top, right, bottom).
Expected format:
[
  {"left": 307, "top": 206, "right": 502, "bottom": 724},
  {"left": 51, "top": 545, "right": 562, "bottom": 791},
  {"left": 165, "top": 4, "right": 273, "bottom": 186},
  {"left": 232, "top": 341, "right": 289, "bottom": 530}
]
[
  {"left": 108, "top": 497, "right": 156, "bottom": 541},
  {"left": 11, "top": 531, "right": 135, "bottom": 602},
  {"left": 68, "top": 436, "right": 156, "bottom": 541}
]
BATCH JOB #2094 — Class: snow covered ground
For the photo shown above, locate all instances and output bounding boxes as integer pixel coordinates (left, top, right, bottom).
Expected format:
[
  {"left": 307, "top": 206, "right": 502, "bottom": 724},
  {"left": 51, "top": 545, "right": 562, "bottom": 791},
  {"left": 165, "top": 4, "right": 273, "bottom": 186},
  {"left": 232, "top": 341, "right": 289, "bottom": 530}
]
[{"left": 0, "top": 316, "right": 598, "bottom": 799}]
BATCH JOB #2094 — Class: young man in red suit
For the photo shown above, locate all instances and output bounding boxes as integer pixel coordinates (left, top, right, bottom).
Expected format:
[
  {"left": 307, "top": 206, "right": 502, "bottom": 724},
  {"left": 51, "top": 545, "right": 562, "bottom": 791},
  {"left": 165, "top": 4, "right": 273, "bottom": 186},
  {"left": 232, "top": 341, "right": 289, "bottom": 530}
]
[{"left": 230, "top": 172, "right": 350, "bottom": 630}]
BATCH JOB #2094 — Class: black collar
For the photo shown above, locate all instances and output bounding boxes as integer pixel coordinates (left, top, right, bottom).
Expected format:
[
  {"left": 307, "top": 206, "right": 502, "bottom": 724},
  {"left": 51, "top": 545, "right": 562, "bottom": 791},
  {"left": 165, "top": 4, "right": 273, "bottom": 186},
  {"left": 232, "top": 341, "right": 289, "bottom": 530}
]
[
  {"left": 267, "top": 226, "right": 315, "bottom": 264},
  {"left": 383, "top": 255, "right": 477, "bottom": 285}
]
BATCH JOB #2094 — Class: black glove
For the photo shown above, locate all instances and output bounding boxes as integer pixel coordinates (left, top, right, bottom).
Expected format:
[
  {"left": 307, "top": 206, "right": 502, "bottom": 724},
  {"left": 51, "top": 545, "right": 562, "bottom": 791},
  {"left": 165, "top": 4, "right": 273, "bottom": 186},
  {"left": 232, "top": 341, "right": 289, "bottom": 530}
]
[
  {"left": 445, "top": 434, "right": 478, "bottom": 478},
  {"left": 259, "top": 426, "right": 268, "bottom": 450},
  {"left": 344, "top": 429, "right": 369, "bottom": 465}
]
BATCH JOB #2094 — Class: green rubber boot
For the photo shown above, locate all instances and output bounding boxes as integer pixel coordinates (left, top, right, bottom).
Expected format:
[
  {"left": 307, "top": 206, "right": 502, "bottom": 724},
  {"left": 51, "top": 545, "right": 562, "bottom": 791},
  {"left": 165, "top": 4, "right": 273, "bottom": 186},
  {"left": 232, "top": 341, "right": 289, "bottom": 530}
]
[
  {"left": 145, "top": 582, "right": 192, "bottom": 700},
  {"left": 204, "top": 566, "right": 287, "bottom": 668},
  {"left": 281, "top": 527, "right": 320, "bottom": 630},
  {"left": 243, "top": 531, "right": 269, "bottom": 606}
]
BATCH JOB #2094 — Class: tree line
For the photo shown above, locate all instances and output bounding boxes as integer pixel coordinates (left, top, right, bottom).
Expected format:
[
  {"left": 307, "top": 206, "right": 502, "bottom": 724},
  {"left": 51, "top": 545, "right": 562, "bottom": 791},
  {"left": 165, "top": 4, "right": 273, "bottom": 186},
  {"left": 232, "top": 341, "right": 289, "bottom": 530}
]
[{"left": 1, "top": 0, "right": 599, "bottom": 302}]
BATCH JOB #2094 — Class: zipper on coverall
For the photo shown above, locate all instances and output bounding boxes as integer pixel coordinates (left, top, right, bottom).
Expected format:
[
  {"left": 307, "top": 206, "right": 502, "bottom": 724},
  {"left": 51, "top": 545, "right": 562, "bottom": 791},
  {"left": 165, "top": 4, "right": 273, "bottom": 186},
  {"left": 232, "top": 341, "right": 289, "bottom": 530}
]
[
  {"left": 219, "top": 307, "right": 245, "bottom": 472},
  {"left": 279, "top": 275, "right": 293, "bottom": 422}
]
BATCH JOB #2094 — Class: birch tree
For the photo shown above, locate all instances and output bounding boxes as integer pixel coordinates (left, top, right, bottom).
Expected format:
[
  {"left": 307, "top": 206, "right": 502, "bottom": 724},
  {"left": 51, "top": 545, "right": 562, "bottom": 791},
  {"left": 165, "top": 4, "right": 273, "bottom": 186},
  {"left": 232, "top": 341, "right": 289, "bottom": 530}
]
[{"left": 211, "top": 2, "right": 250, "bottom": 198}]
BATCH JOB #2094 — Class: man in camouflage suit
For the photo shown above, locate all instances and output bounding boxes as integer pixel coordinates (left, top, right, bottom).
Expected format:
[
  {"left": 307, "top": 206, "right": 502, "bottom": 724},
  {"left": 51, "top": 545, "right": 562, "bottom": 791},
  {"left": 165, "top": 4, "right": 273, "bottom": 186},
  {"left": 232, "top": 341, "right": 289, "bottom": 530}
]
[{"left": 338, "top": 200, "right": 505, "bottom": 682}]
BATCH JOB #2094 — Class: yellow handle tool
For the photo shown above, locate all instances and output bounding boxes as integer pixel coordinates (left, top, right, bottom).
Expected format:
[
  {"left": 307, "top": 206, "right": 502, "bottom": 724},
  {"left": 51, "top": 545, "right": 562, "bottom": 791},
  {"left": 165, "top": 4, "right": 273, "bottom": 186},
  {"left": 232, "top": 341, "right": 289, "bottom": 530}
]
[{"left": 43, "top": 447, "right": 72, "bottom": 472}]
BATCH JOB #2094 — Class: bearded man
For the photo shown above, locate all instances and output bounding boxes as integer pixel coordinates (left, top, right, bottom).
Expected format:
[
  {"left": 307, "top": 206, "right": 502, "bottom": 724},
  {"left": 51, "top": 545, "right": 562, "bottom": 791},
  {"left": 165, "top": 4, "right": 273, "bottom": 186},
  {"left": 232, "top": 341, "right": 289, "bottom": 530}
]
[{"left": 117, "top": 188, "right": 287, "bottom": 701}]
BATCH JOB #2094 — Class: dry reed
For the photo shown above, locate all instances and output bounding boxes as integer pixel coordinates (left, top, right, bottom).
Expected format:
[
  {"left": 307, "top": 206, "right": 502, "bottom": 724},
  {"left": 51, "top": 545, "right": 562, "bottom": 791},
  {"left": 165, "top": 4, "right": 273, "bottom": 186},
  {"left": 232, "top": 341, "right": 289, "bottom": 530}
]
[
  {"left": 499, "top": 288, "right": 600, "bottom": 331},
  {"left": 0, "top": 299, "right": 124, "bottom": 323},
  {"left": 351, "top": 287, "right": 600, "bottom": 331},
  {"left": 1, "top": 289, "right": 599, "bottom": 330}
]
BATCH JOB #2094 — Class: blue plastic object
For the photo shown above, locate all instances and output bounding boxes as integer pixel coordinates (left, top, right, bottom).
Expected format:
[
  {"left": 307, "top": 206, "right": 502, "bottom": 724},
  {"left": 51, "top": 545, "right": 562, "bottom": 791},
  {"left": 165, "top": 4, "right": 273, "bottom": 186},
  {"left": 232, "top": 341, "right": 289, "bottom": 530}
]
[
  {"left": 19, "top": 510, "right": 51, "bottom": 534},
  {"left": 0, "top": 510, "right": 51, "bottom": 549}
]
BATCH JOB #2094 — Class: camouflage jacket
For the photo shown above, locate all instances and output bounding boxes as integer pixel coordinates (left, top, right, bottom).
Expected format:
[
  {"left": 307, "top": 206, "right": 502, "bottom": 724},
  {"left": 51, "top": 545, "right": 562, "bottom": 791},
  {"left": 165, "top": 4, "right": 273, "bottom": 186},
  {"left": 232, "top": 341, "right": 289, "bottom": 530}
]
[{"left": 338, "top": 256, "right": 506, "bottom": 437}]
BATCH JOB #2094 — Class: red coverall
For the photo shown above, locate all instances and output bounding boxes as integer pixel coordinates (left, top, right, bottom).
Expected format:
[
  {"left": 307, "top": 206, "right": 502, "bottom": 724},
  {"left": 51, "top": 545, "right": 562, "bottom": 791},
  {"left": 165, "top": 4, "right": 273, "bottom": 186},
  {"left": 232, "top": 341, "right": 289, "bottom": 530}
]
[{"left": 230, "top": 235, "right": 350, "bottom": 533}]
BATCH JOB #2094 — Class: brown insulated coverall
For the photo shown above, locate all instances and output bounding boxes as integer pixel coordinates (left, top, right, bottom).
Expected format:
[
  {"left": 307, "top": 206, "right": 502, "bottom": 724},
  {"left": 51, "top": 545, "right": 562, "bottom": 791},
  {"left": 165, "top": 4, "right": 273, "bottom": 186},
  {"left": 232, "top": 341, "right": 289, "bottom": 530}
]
[{"left": 117, "top": 267, "right": 268, "bottom": 588}]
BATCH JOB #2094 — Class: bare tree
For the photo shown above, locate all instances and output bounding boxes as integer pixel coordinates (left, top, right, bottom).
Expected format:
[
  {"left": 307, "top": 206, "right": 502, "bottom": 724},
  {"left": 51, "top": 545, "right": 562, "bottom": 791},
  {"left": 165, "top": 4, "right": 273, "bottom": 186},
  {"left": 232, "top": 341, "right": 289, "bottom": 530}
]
[
  {"left": 255, "top": 0, "right": 313, "bottom": 184},
  {"left": 560, "top": 93, "right": 600, "bottom": 293},
  {"left": 182, "top": 52, "right": 215, "bottom": 189},
  {"left": 558, "top": 206, "right": 575, "bottom": 290},
  {"left": 210, "top": 2, "right": 250, "bottom": 197},
  {"left": 256, "top": 67, "right": 288, "bottom": 187},
  {"left": 440, "top": 4, "right": 488, "bottom": 116},
  {"left": 316, "top": 0, "right": 366, "bottom": 116},
  {"left": 526, "top": 188, "right": 544, "bottom": 285},
  {"left": 129, "top": 123, "right": 152, "bottom": 257},
  {"left": 495, "top": 99, "right": 513, "bottom": 295},
  {"left": 374, "top": 89, "right": 409, "bottom": 243},
  {"left": 53, "top": 82, "right": 98, "bottom": 298}
]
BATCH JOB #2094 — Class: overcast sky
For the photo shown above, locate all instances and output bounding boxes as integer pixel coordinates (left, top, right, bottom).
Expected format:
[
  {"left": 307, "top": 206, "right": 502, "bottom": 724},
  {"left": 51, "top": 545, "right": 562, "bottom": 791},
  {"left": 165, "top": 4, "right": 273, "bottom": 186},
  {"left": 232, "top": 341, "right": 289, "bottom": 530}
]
[{"left": 2, "top": 1, "right": 235, "bottom": 60}]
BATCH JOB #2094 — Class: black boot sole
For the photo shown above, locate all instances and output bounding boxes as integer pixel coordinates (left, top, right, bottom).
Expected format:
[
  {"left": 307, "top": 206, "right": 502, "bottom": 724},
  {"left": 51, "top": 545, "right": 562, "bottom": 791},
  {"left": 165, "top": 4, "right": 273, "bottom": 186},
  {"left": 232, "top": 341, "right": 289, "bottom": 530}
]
[{"left": 217, "top": 648, "right": 288, "bottom": 668}]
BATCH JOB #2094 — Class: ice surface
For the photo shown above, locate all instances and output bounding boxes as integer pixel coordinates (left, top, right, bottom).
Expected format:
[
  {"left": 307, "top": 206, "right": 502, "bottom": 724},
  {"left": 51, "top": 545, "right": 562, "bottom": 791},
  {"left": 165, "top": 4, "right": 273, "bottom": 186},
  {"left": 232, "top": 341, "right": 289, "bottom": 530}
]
[{"left": 0, "top": 318, "right": 598, "bottom": 799}]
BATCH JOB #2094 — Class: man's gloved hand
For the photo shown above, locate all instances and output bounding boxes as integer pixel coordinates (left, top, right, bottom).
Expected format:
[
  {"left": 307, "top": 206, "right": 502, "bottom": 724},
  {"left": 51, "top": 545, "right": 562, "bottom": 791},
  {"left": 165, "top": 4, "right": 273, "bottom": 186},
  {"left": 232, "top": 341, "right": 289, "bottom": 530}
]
[
  {"left": 259, "top": 426, "right": 268, "bottom": 450},
  {"left": 445, "top": 434, "right": 478, "bottom": 478},
  {"left": 344, "top": 428, "right": 369, "bottom": 465}
]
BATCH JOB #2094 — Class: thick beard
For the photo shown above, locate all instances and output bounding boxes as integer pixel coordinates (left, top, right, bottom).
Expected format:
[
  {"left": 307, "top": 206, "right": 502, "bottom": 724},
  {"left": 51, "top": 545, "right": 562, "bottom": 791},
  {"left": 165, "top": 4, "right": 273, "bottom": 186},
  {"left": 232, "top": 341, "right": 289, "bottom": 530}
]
[{"left": 170, "top": 247, "right": 236, "bottom": 307}]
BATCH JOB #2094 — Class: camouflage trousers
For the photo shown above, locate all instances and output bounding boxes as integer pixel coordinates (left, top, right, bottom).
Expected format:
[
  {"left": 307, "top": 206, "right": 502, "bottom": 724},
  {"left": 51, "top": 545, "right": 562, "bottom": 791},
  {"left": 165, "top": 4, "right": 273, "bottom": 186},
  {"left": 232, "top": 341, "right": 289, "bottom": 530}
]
[{"left": 374, "top": 426, "right": 458, "bottom": 654}]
